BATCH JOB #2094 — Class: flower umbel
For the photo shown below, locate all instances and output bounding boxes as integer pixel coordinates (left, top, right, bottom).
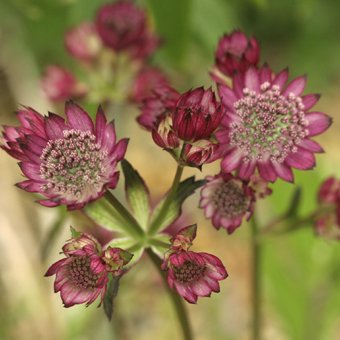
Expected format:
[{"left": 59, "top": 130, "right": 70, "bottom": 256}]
[
  {"left": 1, "top": 102, "right": 128, "bottom": 209},
  {"left": 217, "top": 65, "right": 332, "bottom": 182},
  {"left": 200, "top": 173, "right": 255, "bottom": 234}
]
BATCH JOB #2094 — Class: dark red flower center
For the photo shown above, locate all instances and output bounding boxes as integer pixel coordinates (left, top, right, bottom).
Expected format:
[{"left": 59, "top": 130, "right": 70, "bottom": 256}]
[
  {"left": 68, "top": 256, "right": 100, "bottom": 289},
  {"left": 212, "top": 179, "right": 249, "bottom": 218},
  {"left": 40, "top": 129, "right": 108, "bottom": 200},
  {"left": 230, "top": 82, "right": 309, "bottom": 163},
  {"left": 173, "top": 260, "right": 206, "bottom": 283}
]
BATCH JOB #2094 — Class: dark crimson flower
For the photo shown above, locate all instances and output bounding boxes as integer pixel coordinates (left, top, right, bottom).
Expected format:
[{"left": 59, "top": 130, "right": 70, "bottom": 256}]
[
  {"left": 214, "top": 30, "right": 260, "bottom": 79},
  {"left": 314, "top": 177, "right": 340, "bottom": 240},
  {"left": 96, "top": 1, "right": 160, "bottom": 59},
  {"left": 41, "top": 65, "right": 87, "bottom": 102},
  {"left": 65, "top": 22, "right": 102, "bottom": 62},
  {"left": 217, "top": 65, "right": 332, "bottom": 182},
  {"left": 138, "top": 85, "right": 180, "bottom": 131},
  {"left": 130, "top": 68, "right": 169, "bottom": 103},
  {"left": 162, "top": 225, "right": 228, "bottom": 304},
  {"left": 151, "top": 114, "right": 179, "bottom": 149},
  {"left": 1, "top": 102, "right": 128, "bottom": 209},
  {"left": 45, "top": 232, "right": 132, "bottom": 307},
  {"left": 181, "top": 140, "right": 220, "bottom": 168},
  {"left": 200, "top": 173, "right": 255, "bottom": 234},
  {"left": 172, "top": 87, "right": 224, "bottom": 142}
]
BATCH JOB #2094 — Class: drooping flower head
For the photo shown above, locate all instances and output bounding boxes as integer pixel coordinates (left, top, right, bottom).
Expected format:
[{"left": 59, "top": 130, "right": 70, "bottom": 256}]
[
  {"left": 172, "top": 87, "right": 224, "bottom": 142},
  {"left": 314, "top": 177, "right": 340, "bottom": 240},
  {"left": 45, "top": 231, "right": 133, "bottom": 307},
  {"left": 162, "top": 225, "right": 228, "bottom": 304},
  {"left": 217, "top": 65, "right": 332, "bottom": 182},
  {"left": 96, "top": 1, "right": 160, "bottom": 59},
  {"left": 213, "top": 30, "right": 260, "bottom": 80},
  {"left": 65, "top": 22, "right": 102, "bottom": 63},
  {"left": 1, "top": 102, "right": 128, "bottom": 209},
  {"left": 41, "top": 65, "right": 88, "bottom": 102},
  {"left": 200, "top": 173, "right": 255, "bottom": 234}
]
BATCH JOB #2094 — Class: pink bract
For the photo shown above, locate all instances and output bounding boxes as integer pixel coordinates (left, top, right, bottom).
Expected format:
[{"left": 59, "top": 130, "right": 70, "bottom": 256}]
[
  {"left": 41, "top": 65, "right": 87, "bottom": 102},
  {"left": 1, "top": 102, "right": 128, "bottom": 210},
  {"left": 164, "top": 250, "right": 228, "bottom": 304},
  {"left": 217, "top": 65, "right": 332, "bottom": 182},
  {"left": 214, "top": 30, "right": 260, "bottom": 79},
  {"left": 200, "top": 173, "right": 255, "bottom": 234}
]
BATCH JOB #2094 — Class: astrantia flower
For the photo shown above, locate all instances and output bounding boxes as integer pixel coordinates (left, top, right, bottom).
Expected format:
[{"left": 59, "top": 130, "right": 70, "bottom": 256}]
[
  {"left": 314, "top": 177, "right": 340, "bottom": 240},
  {"left": 213, "top": 30, "right": 260, "bottom": 79},
  {"left": 163, "top": 251, "right": 227, "bottom": 304},
  {"left": 41, "top": 65, "right": 87, "bottom": 102},
  {"left": 217, "top": 65, "right": 332, "bottom": 182},
  {"left": 65, "top": 22, "right": 102, "bottom": 63},
  {"left": 152, "top": 114, "right": 180, "bottom": 149},
  {"left": 45, "top": 232, "right": 132, "bottom": 307},
  {"left": 138, "top": 85, "right": 179, "bottom": 131},
  {"left": 1, "top": 102, "right": 128, "bottom": 209},
  {"left": 96, "top": 1, "right": 160, "bottom": 59},
  {"left": 200, "top": 173, "right": 255, "bottom": 234},
  {"left": 172, "top": 87, "right": 224, "bottom": 142}
]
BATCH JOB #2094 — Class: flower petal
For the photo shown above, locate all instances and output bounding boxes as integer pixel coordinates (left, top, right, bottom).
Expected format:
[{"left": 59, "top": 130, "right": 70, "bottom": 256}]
[
  {"left": 285, "top": 148, "right": 315, "bottom": 170},
  {"left": 283, "top": 75, "right": 306, "bottom": 97},
  {"left": 65, "top": 101, "right": 94, "bottom": 133},
  {"left": 306, "top": 112, "right": 332, "bottom": 136}
]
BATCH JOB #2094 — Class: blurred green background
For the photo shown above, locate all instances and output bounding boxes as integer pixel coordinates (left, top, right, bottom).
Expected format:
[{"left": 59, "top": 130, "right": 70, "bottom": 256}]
[{"left": 0, "top": 0, "right": 340, "bottom": 339}]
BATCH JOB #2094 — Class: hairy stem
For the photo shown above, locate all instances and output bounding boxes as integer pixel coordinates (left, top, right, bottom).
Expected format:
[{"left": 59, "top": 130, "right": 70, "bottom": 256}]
[{"left": 146, "top": 249, "right": 193, "bottom": 340}]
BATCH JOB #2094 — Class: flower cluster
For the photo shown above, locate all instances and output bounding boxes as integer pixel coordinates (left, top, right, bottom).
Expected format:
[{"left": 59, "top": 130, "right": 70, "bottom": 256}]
[
  {"left": 1, "top": 102, "right": 127, "bottom": 209},
  {"left": 162, "top": 225, "right": 228, "bottom": 303},
  {"left": 45, "top": 231, "right": 133, "bottom": 307}
]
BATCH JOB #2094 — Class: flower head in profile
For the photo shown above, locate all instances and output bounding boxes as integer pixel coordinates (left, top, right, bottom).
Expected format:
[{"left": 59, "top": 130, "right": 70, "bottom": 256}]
[
  {"left": 213, "top": 30, "right": 260, "bottom": 80},
  {"left": 314, "top": 177, "right": 340, "bottom": 240},
  {"left": 200, "top": 173, "right": 255, "bottom": 234},
  {"left": 45, "top": 231, "right": 132, "bottom": 307},
  {"left": 41, "top": 65, "right": 88, "bottom": 102},
  {"left": 96, "top": 1, "right": 160, "bottom": 59},
  {"left": 162, "top": 225, "right": 228, "bottom": 304},
  {"left": 217, "top": 65, "right": 332, "bottom": 182},
  {"left": 1, "top": 102, "right": 128, "bottom": 209}
]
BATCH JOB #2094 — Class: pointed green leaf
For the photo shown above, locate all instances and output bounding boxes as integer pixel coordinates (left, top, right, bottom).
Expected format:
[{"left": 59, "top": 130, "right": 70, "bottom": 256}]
[
  {"left": 285, "top": 186, "right": 302, "bottom": 218},
  {"left": 149, "top": 233, "right": 170, "bottom": 258},
  {"left": 121, "top": 159, "right": 150, "bottom": 230},
  {"left": 149, "top": 177, "right": 206, "bottom": 235},
  {"left": 103, "top": 275, "right": 121, "bottom": 321},
  {"left": 109, "top": 237, "right": 137, "bottom": 249},
  {"left": 70, "top": 226, "right": 81, "bottom": 238}
]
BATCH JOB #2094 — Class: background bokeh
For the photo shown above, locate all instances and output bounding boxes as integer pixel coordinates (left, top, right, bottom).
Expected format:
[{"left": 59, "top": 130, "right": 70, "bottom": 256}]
[{"left": 1, "top": 0, "right": 340, "bottom": 339}]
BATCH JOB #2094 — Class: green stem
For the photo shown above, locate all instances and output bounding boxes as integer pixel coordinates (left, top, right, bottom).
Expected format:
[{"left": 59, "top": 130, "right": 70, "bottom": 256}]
[
  {"left": 146, "top": 249, "right": 193, "bottom": 340},
  {"left": 251, "top": 215, "right": 261, "bottom": 340},
  {"left": 104, "top": 191, "right": 144, "bottom": 238},
  {"left": 148, "top": 165, "right": 184, "bottom": 235}
]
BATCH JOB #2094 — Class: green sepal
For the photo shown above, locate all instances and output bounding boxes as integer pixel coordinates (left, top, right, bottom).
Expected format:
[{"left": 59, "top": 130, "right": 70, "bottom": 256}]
[
  {"left": 70, "top": 226, "right": 81, "bottom": 238},
  {"left": 103, "top": 274, "right": 121, "bottom": 321}
]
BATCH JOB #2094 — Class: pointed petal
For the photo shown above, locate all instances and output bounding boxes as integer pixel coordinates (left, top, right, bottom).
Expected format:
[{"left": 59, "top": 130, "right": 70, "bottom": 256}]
[
  {"left": 272, "top": 161, "right": 294, "bottom": 182},
  {"left": 245, "top": 67, "right": 260, "bottom": 92},
  {"left": 95, "top": 105, "right": 107, "bottom": 145},
  {"left": 221, "top": 148, "right": 243, "bottom": 173},
  {"left": 44, "top": 113, "right": 67, "bottom": 140},
  {"left": 285, "top": 148, "right": 316, "bottom": 170},
  {"left": 111, "top": 138, "right": 128, "bottom": 160},
  {"left": 65, "top": 101, "right": 94, "bottom": 132},
  {"left": 19, "top": 162, "right": 42, "bottom": 181},
  {"left": 298, "top": 139, "right": 324, "bottom": 153},
  {"left": 272, "top": 68, "right": 289, "bottom": 89},
  {"left": 306, "top": 112, "right": 332, "bottom": 136},
  {"left": 257, "top": 161, "right": 277, "bottom": 182},
  {"left": 238, "top": 160, "right": 256, "bottom": 180},
  {"left": 302, "top": 94, "right": 320, "bottom": 110},
  {"left": 218, "top": 84, "right": 237, "bottom": 111},
  {"left": 283, "top": 75, "right": 307, "bottom": 97}
]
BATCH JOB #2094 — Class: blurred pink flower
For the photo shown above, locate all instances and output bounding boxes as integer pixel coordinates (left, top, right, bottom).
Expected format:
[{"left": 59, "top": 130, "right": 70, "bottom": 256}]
[
  {"left": 200, "top": 173, "right": 255, "bottom": 234},
  {"left": 1, "top": 102, "right": 128, "bottom": 209},
  {"left": 41, "top": 65, "right": 87, "bottom": 102},
  {"left": 217, "top": 65, "right": 331, "bottom": 182}
]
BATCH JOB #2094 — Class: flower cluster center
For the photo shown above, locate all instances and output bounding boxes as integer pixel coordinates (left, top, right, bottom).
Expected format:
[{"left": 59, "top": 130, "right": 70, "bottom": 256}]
[
  {"left": 69, "top": 256, "right": 99, "bottom": 289},
  {"left": 212, "top": 180, "right": 249, "bottom": 218},
  {"left": 173, "top": 260, "right": 206, "bottom": 283},
  {"left": 40, "top": 129, "right": 108, "bottom": 200},
  {"left": 230, "top": 82, "right": 309, "bottom": 163}
]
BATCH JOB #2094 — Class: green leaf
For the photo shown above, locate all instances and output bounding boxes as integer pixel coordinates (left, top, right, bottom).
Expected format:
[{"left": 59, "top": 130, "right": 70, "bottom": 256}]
[
  {"left": 126, "top": 246, "right": 144, "bottom": 268},
  {"left": 85, "top": 198, "right": 132, "bottom": 237},
  {"left": 70, "top": 225, "right": 81, "bottom": 238},
  {"left": 149, "top": 233, "right": 170, "bottom": 258},
  {"left": 285, "top": 186, "right": 302, "bottom": 219},
  {"left": 149, "top": 177, "right": 205, "bottom": 235},
  {"left": 103, "top": 275, "right": 121, "bottom": 321},
  {"left": 109, "top": 237, "right": 137, "bottom": 249},
  {"left": 121, "top": 159, "right": 150, "bottom": 230}
]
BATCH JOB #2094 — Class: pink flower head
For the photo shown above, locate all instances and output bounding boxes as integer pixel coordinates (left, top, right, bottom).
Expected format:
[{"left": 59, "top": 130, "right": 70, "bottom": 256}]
[
  {"left": 45, "top": 232, "right": 132, "bottom": 307},
  {"left": 172, "top": 87, "right": 224, "bottom": 142},
  {"left": 1, "top": 102, "right": 128, "bottom": 209},
  {"left": 214, "top": 30, "right": 260, "bottom": 79},
  {"left": 102, "top": 247, "right": 134, "bottom": 274},
  {"left": 152, "top": 114, "right": 180, "bottom": 149},
  {"left": 130, "top": 68, "right": 169, "bottom": 104},
  {"left": 138, "top": 85, "right": 180, "bottom": 131},
  {"left": 217, "top": 65, "right": 332, "bottom": 182},
  {"left": 65, "top": 22, "right": 102, "bottom": 62},
  {"left": 96, "top": 1, "right": 160, "bottom": 59},
  {"left": 315, "top": 177, "right": 340, "bottom": 240},
  {"left": 200, "top": 173, "right": 255, "bottom": 234},
  {"left": 41, "top": 65, "right": 87, "bottom": 102},
  {"left": 164, "top": 251, "right": 227, "bottom": 304},
  {"left": 170, "top": 224, "right": 197, "bottom": 251}
]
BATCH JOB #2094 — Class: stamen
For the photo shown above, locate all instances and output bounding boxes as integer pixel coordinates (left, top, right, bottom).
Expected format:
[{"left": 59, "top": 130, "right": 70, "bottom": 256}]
[
  {"left": 69, "top": 256, "right": 100, "bottom": 289},
  {"left": 173, "top": 260, "right": 206, "bottom": 283}
]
